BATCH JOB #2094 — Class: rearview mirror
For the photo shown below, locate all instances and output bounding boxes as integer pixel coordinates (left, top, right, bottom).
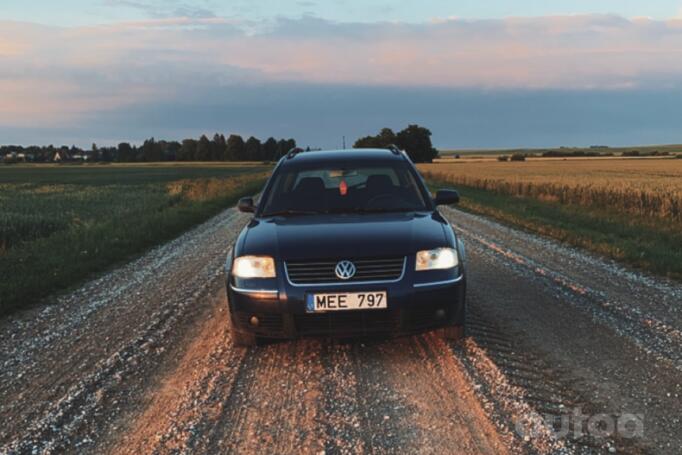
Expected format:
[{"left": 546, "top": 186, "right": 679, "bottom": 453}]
[
  {"left": 238, "top": 197, "right": 256, "bottom": 213},
  {"left": 434, "top": 189, "right": 460, "bottom": 206}
]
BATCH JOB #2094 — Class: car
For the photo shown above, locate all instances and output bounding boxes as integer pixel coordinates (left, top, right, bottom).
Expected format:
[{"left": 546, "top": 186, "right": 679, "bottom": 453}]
[{"left": 225, "top": 147, "right": 466, "bottom": 346}]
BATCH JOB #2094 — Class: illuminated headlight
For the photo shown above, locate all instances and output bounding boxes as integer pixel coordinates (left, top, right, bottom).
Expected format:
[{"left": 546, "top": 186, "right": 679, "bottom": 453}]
[
  {"left": 232, "top": 256, "right": 276, "bottom": 278},
  {"left": 415, "top": 248, "right": 458, "bottom": 271}
]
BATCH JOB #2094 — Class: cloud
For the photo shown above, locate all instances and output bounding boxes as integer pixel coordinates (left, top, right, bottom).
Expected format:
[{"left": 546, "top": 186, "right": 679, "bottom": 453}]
[
  {"left": 2, "top": 14, "right": 682, "bottom": 139},
  {"left": 102, "top": 0, "right": 216, "bottom": 19}
]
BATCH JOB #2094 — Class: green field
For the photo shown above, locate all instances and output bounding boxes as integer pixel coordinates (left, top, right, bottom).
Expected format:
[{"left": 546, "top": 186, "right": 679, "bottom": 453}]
[{"left": 0, "top": 163, "right": 269, "bottom": 316}]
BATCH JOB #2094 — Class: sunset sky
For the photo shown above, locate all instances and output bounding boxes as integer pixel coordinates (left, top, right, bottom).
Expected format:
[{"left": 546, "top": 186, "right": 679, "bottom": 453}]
[{"left": 2, "top": 1, "right": 682, "bottom": 148}]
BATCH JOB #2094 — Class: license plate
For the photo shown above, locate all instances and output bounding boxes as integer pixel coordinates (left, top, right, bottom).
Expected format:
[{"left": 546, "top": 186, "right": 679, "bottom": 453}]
[{"left": 306, "top": 291, "right": 387, "bottom": 312}]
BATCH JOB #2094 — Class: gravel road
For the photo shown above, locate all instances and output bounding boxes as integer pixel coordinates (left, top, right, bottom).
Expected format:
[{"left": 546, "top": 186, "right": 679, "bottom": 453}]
[{"left": 0, "top": 205, "right": 679, "bottom": 454}]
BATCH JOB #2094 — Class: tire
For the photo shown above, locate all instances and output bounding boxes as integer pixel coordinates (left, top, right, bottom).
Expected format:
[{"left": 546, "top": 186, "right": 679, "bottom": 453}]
[
  {"left": 441, "top": 324, "right": 466, "bottom": 342},
  {"left": 227, "top": 307, "right": 257, "bottom": 347}
]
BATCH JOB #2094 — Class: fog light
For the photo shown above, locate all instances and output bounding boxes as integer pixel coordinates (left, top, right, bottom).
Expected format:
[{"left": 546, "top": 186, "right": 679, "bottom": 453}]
[
  {"left": 249, "top": 316, "right": 260, "bottom": 327},
  {"left": 435, "top": 309, "right": 446, "bottom": 319}
]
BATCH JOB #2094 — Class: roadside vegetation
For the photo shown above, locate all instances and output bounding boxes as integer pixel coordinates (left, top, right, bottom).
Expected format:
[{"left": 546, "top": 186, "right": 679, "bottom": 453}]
[
  {"left": 0, "top": 163, "right": 269, "bottom": 316},
  {"left": 421, "top": 158, "right": 682, "bottom": 279}
]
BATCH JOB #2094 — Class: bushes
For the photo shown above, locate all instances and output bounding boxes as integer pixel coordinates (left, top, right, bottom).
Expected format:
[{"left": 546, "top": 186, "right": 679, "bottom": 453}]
[{"left": 498, "top": 154, "right": 526, "bottom": 162}]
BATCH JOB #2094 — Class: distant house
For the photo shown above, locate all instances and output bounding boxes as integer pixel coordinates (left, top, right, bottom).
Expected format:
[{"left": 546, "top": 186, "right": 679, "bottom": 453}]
[
  {"left": 53, "top": 150, "right": 72, "bottom": 162},
  {"left": 2, "top": 152, "right": 17, "bottom": 162}
]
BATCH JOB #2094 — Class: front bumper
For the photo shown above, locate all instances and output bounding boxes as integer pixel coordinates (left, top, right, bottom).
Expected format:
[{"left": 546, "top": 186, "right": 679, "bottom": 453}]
[{"left": 227, "top": 275, "right": 466, "bottom": 339}]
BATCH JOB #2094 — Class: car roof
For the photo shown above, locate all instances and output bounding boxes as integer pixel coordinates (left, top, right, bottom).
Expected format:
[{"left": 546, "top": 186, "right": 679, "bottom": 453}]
[{"left": 280, "top": 148, "right": 406, "bottom": 166}]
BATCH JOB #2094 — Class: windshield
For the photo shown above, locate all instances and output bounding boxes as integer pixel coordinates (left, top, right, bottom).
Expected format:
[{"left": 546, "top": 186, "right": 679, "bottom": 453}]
[{"left": 259, "top": 162, "right": 431, "bottom": 216}]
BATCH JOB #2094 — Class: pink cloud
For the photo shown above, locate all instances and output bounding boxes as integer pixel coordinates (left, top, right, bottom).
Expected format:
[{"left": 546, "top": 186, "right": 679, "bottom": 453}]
[{"left": 2, "top": 15, "right": 682, "bottom": 126}]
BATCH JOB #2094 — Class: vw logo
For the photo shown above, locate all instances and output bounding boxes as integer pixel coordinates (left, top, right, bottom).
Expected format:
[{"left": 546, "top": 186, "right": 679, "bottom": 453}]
[{"left": 335, "top": 260, "right": 357, "bottom": 280}]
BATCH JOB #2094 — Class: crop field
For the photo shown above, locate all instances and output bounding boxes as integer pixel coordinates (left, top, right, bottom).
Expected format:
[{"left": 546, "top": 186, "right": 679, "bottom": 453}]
[
  {"left": 420, "top": 157, "right": 682, "bottom": 278},
  {"left": 420, "top": 157, "right": 682, "bottom": 222},
  {"left": 0, "top": 163, "right": 269, "bottom": 316}
]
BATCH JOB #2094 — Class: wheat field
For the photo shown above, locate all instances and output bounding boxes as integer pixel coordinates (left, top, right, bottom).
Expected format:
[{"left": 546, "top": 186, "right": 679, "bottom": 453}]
[{"left": 419, "top": 158, "right": 682, "bottom": 222}]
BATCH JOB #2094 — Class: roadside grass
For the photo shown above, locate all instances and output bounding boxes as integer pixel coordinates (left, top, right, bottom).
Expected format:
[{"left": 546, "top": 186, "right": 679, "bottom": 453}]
[
  {"left": 0, "top": 164, "right": 269, "bottom": 317},
  {"left": 428, "top": 181, "right": 682, "bottom": 280}
]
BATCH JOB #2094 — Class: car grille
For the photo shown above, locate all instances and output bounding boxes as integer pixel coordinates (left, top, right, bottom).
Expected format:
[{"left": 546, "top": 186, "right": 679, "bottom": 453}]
[{"left": 285, "top": 257, "right": 406, "bottom": 284}]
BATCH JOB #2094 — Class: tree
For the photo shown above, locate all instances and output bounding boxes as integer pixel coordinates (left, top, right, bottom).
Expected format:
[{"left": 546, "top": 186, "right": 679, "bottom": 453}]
[
  {"left": 226, "top": 134, "right": 246, "bottom": 161},
  {"left": 117, "top": 143, "right": 134, "bottom": 162},
  {"left": 263, "top": 137, "right": 278, "bottom": 161},
  {"left": 275, "top": 139, "right": 287, "bottom": 159},
  {"left": 395, "top": 124, "right": 438, "bottom": 163},
  {"left": 141, "top": 138, "right": 163, "bottom": 162},
  {"left": 90, "top": 143, "right": 100, "bottom": 161},
  {"left": 212, "top": 133, "right": 226, "bottom": 161},
  {"left": 100, "top": 147, "right": 113, "bottom": 162},
  {"left": 166, "top": 141, "right": 181, "bottom": 161},
  {"left": 178, "top": 139, "right": 197, "bottom": 161},
  {"left": 244, "top": 136, "right": 262, "bottom": 161},
  {"left": 195, "top": 135, "right": 212, "bottom": 161},
  {"left": 354, "top": 125, "right": 437, "bottom": 162},
  {"left": 274, "top": 138, "right": 297, "bottom": 159},
  {"left": 353, "top": 128, "right": 396, "bottom": 149}
]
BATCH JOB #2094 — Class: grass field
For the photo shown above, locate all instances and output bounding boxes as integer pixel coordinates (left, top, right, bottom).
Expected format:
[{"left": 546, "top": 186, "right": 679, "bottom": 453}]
[
  {"left": 0, "top": 163, "right": 269, "bottom": 316},
  {"left": 420, "top": 157, "right": 682, "bottom": 279}
]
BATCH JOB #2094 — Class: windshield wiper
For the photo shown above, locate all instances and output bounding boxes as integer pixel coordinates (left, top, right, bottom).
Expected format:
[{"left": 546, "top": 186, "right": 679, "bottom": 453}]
[{"left": 261, "top": 209, "right": 322, "bottom": 217}]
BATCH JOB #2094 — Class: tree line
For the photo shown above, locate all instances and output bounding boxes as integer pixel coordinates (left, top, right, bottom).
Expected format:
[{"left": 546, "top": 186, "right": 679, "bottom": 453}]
[
  {"left": 2, "top": 123, "right": 439, "bottom": 163},
  {"left": 0, "top": 134, "right": 297, "bottom": 163}
]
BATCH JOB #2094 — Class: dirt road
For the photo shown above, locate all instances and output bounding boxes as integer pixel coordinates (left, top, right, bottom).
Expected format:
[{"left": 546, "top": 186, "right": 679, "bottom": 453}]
[{"left": 0, "top": 206, "right": 679, "bottom": 454}]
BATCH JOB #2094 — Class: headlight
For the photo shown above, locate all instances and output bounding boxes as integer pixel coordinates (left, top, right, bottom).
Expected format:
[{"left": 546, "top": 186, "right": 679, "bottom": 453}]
[
  {"left": 415, "top": 247, "right": 458, "bottom": 271},
  {"left": 232, "top": 256, "right": 276, "bottom": 278}
]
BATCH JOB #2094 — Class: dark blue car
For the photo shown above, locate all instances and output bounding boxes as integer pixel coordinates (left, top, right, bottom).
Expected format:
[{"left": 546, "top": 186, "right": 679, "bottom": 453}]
[{"left": 225, "top": 148, "right": 466, "bottom": 346}]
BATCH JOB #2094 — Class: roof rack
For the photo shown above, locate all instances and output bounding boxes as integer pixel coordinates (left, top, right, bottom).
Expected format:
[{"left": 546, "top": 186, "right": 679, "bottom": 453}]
[
  {"left": 286, "top": 147, "right": 305, "bottom": 159},
  {"left": 386, "top": 144, "right": 401, "bottom": 155}
]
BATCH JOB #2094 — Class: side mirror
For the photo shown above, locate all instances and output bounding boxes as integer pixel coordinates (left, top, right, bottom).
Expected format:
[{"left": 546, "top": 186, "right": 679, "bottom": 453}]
[
  {"left": 238, "top": 197, "right": 256, "bottom": 213},
  {"left": 434, "top": 189, "right": 460, "bottom": 206}
]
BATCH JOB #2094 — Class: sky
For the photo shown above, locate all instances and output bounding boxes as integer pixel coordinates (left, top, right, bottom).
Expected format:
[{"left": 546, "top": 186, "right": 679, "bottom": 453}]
[{"left": 1, "top": 1, "right": 682, "bottom": 148}]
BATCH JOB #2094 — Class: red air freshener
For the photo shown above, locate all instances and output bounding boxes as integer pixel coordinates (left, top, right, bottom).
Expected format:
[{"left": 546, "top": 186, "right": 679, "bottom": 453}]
[{"left": 339, "top": 180, "right": 348, "bottom": 196}]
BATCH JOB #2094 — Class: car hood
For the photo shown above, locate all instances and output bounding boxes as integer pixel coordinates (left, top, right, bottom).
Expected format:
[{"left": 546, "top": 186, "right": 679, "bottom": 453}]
[{"left": 240, "top": 212, "right": 449, "bottom": 260}]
